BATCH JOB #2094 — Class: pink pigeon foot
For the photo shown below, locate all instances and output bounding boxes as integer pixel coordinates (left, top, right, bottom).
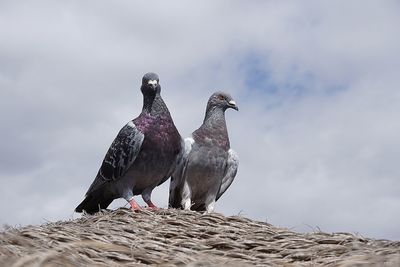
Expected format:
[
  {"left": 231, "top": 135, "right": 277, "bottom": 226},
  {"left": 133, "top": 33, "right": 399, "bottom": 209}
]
[
  {"left": 145, "top": 201, "right": 158, "bottom": 210},
  {"left": 129, "top": 199, "right": 142, "bottom": 212}
]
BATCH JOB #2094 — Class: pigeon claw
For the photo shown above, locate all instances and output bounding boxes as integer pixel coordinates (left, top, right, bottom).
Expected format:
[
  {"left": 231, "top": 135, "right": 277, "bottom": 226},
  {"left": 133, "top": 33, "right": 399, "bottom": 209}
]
[
  {"left": 129, "top": 199, "right": 142, "bottom": 212},
  {"left": 146, "top": 201, "right": 158, "bottom": 210}
]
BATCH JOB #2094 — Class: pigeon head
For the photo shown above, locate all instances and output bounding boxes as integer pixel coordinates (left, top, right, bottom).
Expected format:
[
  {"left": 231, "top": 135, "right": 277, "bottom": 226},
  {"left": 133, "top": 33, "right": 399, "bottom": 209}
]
[
  {"left": 141, "top": 72, "right": 160, "bottom": 95},
  {"left": 207, "top": 92, "right": 239, "bottom": 112}
]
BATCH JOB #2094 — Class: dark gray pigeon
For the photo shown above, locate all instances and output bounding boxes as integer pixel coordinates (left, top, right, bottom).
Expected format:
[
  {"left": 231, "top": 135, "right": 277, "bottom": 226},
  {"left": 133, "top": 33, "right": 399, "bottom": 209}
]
[
  {"left": 169, "top": 92, "right": 239, "bottom": 213},
  {"left": 76, "top": 72, "right": 182, "bottom": 214}
]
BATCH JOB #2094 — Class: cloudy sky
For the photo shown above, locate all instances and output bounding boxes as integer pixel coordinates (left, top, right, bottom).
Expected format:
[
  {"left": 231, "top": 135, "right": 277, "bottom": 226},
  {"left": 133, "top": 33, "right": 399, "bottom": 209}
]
[{"left": 1, "top": 1, "right": 399, "bottom": 240}]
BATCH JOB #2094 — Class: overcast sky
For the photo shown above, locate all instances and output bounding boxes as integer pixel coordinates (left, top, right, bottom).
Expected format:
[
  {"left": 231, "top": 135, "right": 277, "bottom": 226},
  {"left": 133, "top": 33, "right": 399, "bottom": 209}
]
[{"left": 1, "top": 1, "right": 399, "bottom": 240}]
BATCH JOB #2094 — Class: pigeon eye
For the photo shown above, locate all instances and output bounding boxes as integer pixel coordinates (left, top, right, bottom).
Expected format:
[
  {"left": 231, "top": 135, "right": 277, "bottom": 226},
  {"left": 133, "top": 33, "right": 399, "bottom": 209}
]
[{"left": 218, "top": 95, "right": 225, "bottom": 101}]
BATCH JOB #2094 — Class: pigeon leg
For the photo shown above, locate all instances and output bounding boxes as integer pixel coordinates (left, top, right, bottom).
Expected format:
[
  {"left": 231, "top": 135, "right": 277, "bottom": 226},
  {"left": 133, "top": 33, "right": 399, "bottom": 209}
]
[
  {"left": 183, "top": 198, "right": 191, "bottom": 210},
  {"left": 181, "top": 181, "right": 192, "bottom": 210},
  {"left": 124, "top": 189, "right": 142, "bottom": 211},
  {"left": 128, "top": 197, "right": 141, "bottom": 211},
  {"left": 142, "top": 188, "right": 158, "bottom": 209},
  {"left": 146, "top": 200, "right": 157, "bottom": 209},
  {"left": 204, "top": 200, "right": 215, "bottom": 214}
]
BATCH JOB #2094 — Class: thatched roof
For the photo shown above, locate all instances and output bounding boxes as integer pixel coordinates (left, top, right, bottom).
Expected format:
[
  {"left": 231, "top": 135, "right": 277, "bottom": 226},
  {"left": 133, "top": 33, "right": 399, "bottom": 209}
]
[{"left": 0, "top": 209, "right": 399, "bottom": 266}]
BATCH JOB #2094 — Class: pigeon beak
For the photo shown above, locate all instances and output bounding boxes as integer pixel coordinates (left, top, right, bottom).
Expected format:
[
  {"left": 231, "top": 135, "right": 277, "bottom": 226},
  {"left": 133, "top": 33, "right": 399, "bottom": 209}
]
[
  {"left": 228, "top": 100, "right": 239, "bottom": 111},
  {"left": 147, "top": 80, "right": 158, "bottom": 89}
]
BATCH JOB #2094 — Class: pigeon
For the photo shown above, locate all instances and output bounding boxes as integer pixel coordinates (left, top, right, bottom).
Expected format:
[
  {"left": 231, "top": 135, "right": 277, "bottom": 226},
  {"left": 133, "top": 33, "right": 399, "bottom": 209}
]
[
  {"left": 75, "top": 72, "right": 182, "bottom": 214},
  {"left": 169, "top": 92, "right": 239, "bottom": 213}
]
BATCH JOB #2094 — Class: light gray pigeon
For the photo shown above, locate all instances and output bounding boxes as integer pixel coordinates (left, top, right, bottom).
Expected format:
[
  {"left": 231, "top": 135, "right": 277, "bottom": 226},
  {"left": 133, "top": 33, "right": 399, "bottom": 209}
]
[
  {"left": 75, "top": 72, "right": 182, "bottom": 214},
  {"left": 169, "top": 92, "right": 239, "bottom": 213}
]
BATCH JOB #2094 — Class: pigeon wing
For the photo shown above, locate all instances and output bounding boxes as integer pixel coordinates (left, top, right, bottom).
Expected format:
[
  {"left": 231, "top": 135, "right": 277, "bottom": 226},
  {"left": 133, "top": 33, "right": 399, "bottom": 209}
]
[
  {"left": 86, "top": 121, "right": 144, "bottom": 194},
  {"left": 168, "top": 137, "right": 194, "bottom": 208},
  {"left": 216, "top": 149, "right": 239, "bottom": 201}
]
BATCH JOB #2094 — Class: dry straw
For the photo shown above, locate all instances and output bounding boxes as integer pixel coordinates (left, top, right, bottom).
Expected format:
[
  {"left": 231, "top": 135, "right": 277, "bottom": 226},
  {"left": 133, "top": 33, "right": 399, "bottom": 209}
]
[{"left": 1, "top": 209, "right": 399, "bottom": 266}]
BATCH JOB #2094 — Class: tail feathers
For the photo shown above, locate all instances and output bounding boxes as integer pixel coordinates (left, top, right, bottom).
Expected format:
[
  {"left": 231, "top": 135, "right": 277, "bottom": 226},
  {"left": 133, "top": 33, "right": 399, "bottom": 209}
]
[
  {"left": 75, "top": 191, "right": 114, "bottom": 214},
  {"left": 168, "top": 191, "right": 182, "bottom": 209},
  {"left": 168, "top": 183, "right": 183, "bottom": 209}
]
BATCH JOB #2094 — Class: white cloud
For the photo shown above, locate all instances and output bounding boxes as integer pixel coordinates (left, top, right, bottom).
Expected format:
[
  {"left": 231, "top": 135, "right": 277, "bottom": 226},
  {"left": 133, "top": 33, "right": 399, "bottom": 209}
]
[{"left": 1, "top": 1, "right": 399, "bottom": 240}]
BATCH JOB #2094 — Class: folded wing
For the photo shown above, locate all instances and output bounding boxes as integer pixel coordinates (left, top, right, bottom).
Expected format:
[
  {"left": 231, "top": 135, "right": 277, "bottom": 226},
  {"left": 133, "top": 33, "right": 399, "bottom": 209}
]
[
  {"left": 87, "top": 121, "right": 144, "bottom": 195},
  {"left": 216, "top": 149, "right": 239, "bottom": 201},
  {"left": 168, "top": 137, "right": 194, "bottom": 208}
]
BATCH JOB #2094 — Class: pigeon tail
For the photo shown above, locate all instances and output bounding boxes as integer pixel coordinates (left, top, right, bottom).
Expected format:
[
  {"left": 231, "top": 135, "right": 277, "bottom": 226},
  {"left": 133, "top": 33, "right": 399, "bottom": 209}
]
[
  {"left": 168, "top": 185, "right": 183, "bottom": 209},
  {"left": 75, "top": 191, "right": 114, "bottom": 214}
]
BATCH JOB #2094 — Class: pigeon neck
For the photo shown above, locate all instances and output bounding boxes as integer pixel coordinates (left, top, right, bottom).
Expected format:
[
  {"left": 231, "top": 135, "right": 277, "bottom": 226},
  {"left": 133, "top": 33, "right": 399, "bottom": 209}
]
[
  {"left": 203, "top": 106, "right": 227, "bottom": 130},
  {"left": 197, "top": 106, "right": 230, "bottom": 149},
  {"left": 141, "top": 93, "right": 169, "bottom": 116}
]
